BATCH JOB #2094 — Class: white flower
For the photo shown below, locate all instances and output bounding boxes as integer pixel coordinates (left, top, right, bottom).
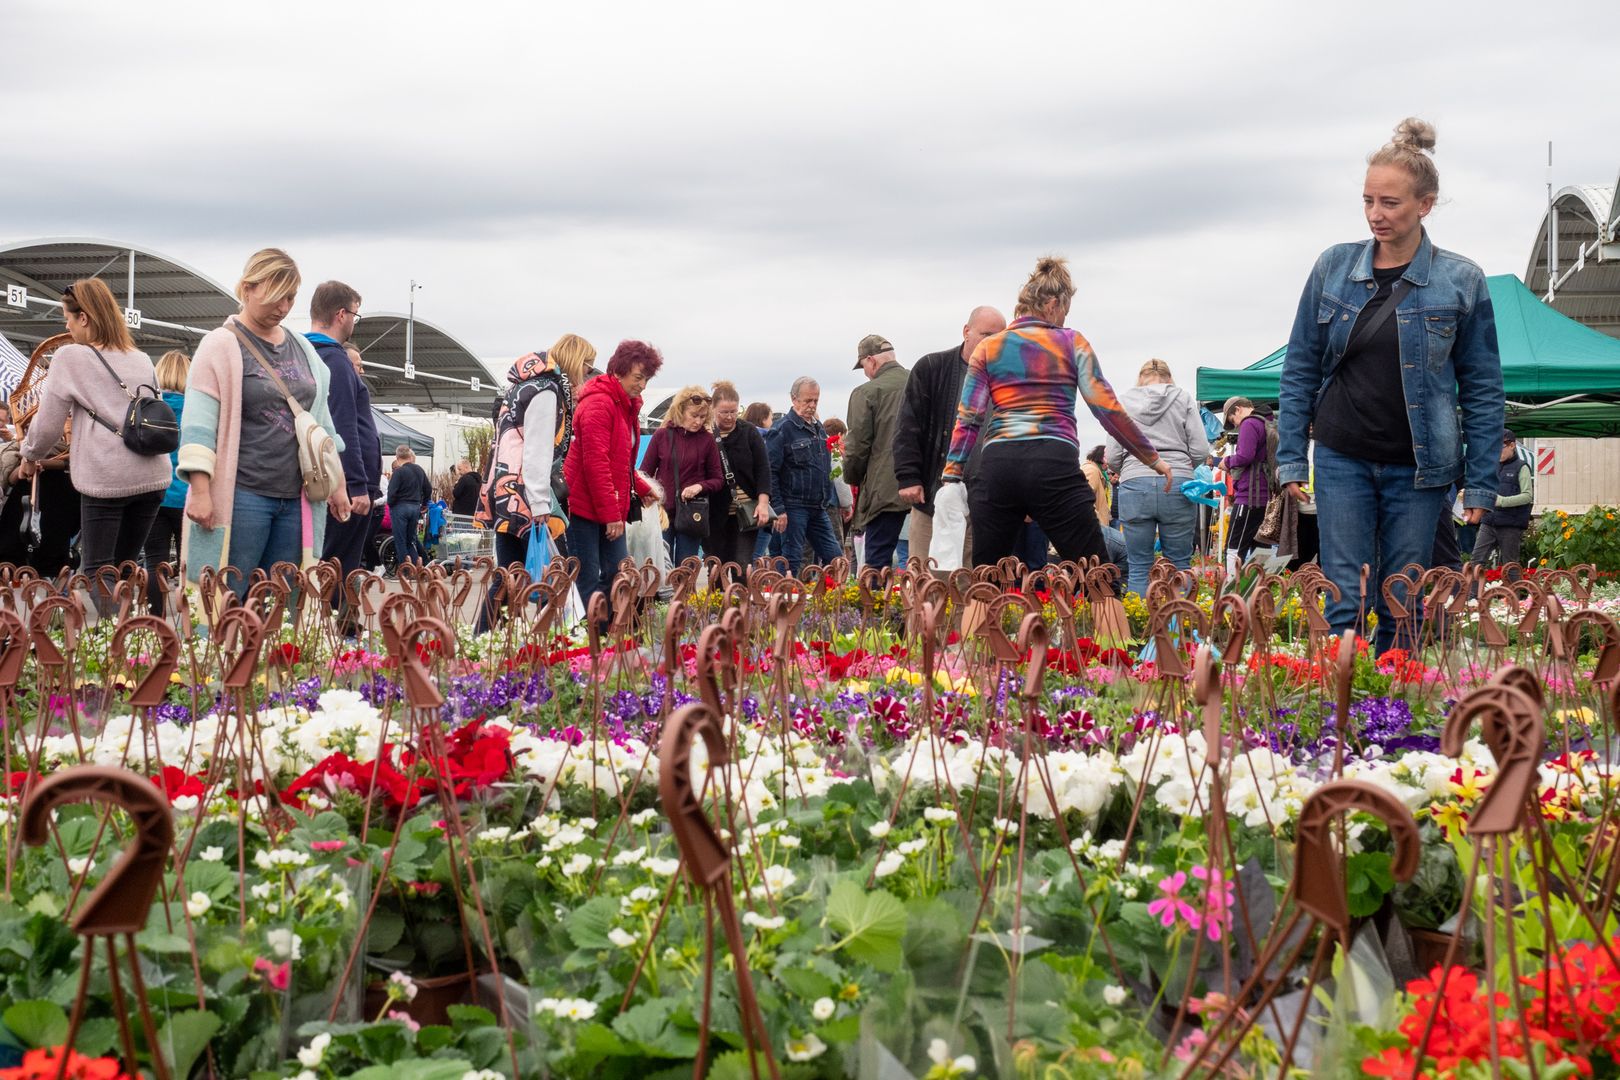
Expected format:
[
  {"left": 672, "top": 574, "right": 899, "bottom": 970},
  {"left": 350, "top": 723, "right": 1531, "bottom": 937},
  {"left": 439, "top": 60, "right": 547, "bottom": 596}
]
[
  {"left": 267, "top": 927, "right": 303, "bottom": 960},
  {"left": 742, "top": 911, "right": 786, "bottom": 931},
  {"left": 611, "top": 847, "right": 647, "bottom": 867},
  {"left": 172, "top": 795, "right": 199, "bottom": 813},
  {"left": 389, "top": 971, "right": 419, "bottom": 1001},
  {"left": 555, "top": 998, "right": 597, "bottom": 1021},
  {"left": 874, "top": 852, "right": 905, "bottom": 879},
  {"left": 561, "top": 853, "right": 593, "bottom": 877},
  {"left": 898, "top": 838, "right": 927, "bottom": 856},
  {"left": 927, "top": 1037, "right": 975, "bottom": 1076},
  {"left": 625, "top": 885, "right": 660, "bottom": 906},
  {"left": 576, "top": 817, "right": 599, "bottom": 831},
  {"left": 924, "top": 807, "right": 956, "bottom": 824},
  {"left": 811, "top": 997, "right": 836, "bottom": 1021},
  {"left": 66, "top": 856, "right": 91, "bottom": 875},
  {"left": 294, "top": 1072, "right": 317, "bottom": 1080},
  {"left": 476, "top": 826, "right": 511, "bottom": 845},
  {"left": 199, "top": 845, "right": 225, "bottom": 863},
  {"left": 785, "top": 1032, "right": 827, "bottom": 1062},
  {"left": 462, "top": 1071, "right": 505, "bottom": 1080},
  {"left": 530, "top": 814, "right": 561, "bottom": 839},
  {"left": 296, "top": 1032, "right": 331, "bottom": 1068},
  {"left": 630, "top": 808, "right": 660, "bottom": 827},
  {"left": 992, "top": 817, "right": 1018, "bottom": 836},
  {"left": 607, "top": 927, "right": 637, "bottom": 948},
  {"left": 646, "top": 857, "right": 681, "bottom": 877},
  {"left": 1103, "top": 984, "right": 1128, "bottom": 1006},
  {"left": 867, "top": 821, "right": 891, "bottom": 839},
  {"left": 778, "top": 835, "right": 801, "bottom": 849},
  {"left": 254, "top": 848, "right": 311, "bottom": 872},
  {"left": 185, "top": 892, "right": 211, "bottom": 918},
  {"left": 250, "top": 881, "right": 275, "bottom": 901},
  {"left": 750, "top": 865, "right": 796, "bottom": 898},
  {"left": 536, "top": 856, "right": 553, "bottom": 869}
]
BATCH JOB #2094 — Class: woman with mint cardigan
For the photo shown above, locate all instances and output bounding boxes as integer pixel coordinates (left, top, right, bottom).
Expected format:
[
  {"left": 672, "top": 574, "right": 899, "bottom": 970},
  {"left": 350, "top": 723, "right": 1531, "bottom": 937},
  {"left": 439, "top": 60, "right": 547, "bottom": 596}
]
[{"left": 178, "top": 249, "right": 348, "bottom": 593}]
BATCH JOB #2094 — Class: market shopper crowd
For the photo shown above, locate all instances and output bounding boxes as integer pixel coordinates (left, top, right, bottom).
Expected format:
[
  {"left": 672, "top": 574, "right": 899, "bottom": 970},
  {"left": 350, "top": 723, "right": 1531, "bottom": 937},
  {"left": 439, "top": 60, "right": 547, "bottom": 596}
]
[{"left": 0, "top": 116, "right": 1523, "bottom": 646}]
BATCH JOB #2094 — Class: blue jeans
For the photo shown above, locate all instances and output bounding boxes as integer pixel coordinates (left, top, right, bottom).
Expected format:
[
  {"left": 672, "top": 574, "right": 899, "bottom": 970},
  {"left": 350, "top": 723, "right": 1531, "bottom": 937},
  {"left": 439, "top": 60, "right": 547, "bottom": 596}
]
[
  {"left": 1314, "top": 444, "right": 1448, "bottom": 654},
  {"left": 1118, "top": 476, "right": 1197, "bottom": 597},
  {"left": 663, "top": 526, "right": 704, "bottom": 565},
  {"left": 227, "top": 489, "right": 303, "bottom": 595},
  {"left": 861, "top": 510, "right": 908, "bottom": 570},
  {"left": 391, "top": 501, "right": 427, "bottom": 566},
  {"left": 568, "top": 515, "right": 629, "bottom": 616},
  {"left": 783, "top": 505, "right": 841, "bottom": 573}
]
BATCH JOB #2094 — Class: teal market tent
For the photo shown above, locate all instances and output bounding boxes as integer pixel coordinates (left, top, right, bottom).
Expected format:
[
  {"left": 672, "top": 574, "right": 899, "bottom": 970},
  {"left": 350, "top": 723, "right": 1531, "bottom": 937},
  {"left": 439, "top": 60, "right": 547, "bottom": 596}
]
[
  {"left": 1195, "top": 275, "right": 1620, "bottom": 437},
  {"left": 372, "top": 408, "right": 435, "bottom": 457}
]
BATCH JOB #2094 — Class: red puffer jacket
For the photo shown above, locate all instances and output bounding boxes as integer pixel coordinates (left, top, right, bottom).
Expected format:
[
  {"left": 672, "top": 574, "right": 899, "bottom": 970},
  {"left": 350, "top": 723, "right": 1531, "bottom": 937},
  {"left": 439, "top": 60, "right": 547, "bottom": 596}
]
[{"left": 564, "top": 375, "right": 650, "bottom": 524}]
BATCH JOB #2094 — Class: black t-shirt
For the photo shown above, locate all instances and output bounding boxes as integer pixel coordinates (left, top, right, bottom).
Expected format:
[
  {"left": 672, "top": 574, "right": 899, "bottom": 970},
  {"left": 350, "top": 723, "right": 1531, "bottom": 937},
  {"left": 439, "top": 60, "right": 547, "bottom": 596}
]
[
  {"left": 1314, "top": 263, "right": 1415, "bottom": 465},
  {"left": 451, "top": 471, "right": 481, "bottom": 514}
]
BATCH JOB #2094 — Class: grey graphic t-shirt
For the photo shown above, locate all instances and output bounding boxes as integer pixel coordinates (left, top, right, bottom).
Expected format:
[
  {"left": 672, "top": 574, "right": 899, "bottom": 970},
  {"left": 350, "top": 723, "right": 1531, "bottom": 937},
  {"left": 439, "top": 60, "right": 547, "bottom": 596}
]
[{"left": 235, "top": 325, "right": 316, "bottom": 499}]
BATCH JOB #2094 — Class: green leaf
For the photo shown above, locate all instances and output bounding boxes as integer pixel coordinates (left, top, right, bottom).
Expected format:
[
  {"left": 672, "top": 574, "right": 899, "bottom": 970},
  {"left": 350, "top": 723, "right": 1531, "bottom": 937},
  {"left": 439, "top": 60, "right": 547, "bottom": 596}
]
[
  {"left": 776, "top": 965, "right": 837, "bottom": 1001},
  {"left": 572, "top": 1022, "right": 632, "bottom": 1057},
  {"left": 367, "top": 910, "right": 407, "bottom": 954},
  {"left": 155, "top": 1009, "right": 221, "bottom": 1080},
  {"left": 446, "top": 1004, "right": 497, "bottom": 1030},
  {"left": 348, "top": 1061, "right": 477, "bottom": 1080},
  {"left": 3, "top": 1000, "right": 68, "bottom": 1048},
  {"left": 415, "top": 1025, "right": 455, "bottom": 1053},
  {"left": 612, "top": 997, "right": 699, "bottom": 1058},
  {"left": 565, "top": 895, "right": 620, "bottom": 950},
  {"left": 824, "top": 880, "right": 907, "bottom": 971},
  {"left": 73, "top": 1017, "right": 118, "bottom": 1058}
]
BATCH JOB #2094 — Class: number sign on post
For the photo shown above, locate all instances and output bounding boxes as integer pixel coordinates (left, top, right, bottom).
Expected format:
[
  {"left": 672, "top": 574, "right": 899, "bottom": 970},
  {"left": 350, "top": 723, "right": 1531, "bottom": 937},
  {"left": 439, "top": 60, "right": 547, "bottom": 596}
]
[
  {"left": 123, "top": 308, "right": 142, "bottom": 330},
  {"left": 5, "top": 285, "right": 25, "bottom": 309},
  {"left": 403, "top": 361, "right": 416, "bottom": 380}
]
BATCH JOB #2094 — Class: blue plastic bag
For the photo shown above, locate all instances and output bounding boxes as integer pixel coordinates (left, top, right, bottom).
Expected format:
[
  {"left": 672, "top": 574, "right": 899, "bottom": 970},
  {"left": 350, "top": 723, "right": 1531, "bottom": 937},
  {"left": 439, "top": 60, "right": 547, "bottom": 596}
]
[{"left": 525, "top": 523, "right": 555, "bottom": 580}]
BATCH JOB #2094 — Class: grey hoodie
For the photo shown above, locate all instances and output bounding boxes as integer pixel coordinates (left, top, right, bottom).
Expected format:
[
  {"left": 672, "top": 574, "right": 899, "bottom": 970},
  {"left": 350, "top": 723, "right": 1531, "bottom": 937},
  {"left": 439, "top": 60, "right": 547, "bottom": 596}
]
[{"left": 1105, "top": 383, "right": 1209, "bottom": 482}]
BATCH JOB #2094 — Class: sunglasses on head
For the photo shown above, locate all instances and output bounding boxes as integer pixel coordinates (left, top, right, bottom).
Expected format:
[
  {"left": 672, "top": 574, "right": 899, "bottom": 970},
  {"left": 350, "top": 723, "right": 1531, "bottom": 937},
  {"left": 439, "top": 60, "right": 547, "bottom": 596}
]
[{"left": 688, "top": 395, "right": 711, "bottom": 405}]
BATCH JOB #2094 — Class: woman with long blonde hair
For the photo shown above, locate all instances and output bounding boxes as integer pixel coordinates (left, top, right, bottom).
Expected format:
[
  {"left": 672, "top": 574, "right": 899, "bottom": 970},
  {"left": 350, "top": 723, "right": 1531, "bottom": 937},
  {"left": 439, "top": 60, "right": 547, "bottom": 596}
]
[{"left": 639, "top": 383, "right": 724, "bottom": 563}]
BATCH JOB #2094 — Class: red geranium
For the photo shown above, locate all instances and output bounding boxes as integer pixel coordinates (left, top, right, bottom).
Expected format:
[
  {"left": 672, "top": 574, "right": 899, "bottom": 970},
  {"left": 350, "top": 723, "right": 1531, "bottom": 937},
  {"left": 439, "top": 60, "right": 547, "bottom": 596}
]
[
  {"left": 0, "top": 1047, "right": 129, "bottom": 1080},
  {"left": 150, "top": 766, "right": 207, "bottom": 803}
]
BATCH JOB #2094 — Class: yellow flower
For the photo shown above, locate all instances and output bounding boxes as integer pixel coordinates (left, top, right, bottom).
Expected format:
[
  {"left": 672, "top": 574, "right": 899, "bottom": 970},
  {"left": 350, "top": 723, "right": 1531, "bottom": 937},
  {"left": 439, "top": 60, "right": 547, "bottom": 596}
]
[
  {"left": 1448, "top": 768, "right": 1488, "bottom": 803},
  {"left": 883, "top": 667, "right": 923, "bottom": 687},
  {"left": 837, "top": 982, "right": 862, "bottom": 1002},
  {"left": 1430, "top": 802, "right": 1469, "bottom": 837}
]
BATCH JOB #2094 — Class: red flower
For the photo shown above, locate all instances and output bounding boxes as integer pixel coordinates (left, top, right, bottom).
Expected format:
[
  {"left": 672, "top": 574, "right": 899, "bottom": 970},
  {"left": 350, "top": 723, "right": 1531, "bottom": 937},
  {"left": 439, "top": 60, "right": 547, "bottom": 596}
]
[
  {"left": 272, "top": 642, "right": 301, "bottom": 667},
  {"left": 150, "top": 766, "right": 206, "bottom": 803},
  {"left": 0, "top": 1048, "right": 130, "bottom": 1080}
]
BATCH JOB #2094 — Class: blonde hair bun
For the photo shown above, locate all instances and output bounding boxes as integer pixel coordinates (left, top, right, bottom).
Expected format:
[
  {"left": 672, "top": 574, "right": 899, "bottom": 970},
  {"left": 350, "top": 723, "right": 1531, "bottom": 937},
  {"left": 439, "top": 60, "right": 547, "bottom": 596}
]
[{"left": 1391, "top": 117, "right": 1437, "bottom": 154}]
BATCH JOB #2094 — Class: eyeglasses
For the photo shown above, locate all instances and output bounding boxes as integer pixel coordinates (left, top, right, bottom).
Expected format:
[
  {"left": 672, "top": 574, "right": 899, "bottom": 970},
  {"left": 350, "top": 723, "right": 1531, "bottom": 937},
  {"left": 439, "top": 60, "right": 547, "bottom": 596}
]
[{"left": 341, "top": 308, "right": 361, "bottom": 321}]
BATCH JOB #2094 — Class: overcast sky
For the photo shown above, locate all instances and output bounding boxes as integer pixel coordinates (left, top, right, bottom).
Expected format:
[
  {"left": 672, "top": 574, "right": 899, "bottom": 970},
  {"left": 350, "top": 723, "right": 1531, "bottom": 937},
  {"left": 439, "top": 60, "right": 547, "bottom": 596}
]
[{"left": 4, "top": 0, "right": 1615, "bottom": 445}]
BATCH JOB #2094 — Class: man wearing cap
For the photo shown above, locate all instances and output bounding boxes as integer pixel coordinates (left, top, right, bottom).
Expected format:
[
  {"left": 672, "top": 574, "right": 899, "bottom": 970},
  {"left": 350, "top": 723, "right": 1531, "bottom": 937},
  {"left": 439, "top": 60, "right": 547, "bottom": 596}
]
[
  {"left": 891, "top": 306, "right": 1007, "bottom": 567},
  {"left": 843, "top": 335, "right": 911, "bottom": 570},
  {"left": 1220, "top": 396, "right": 1272, "bottom": 564},
  {"left": 1471, "top": 430, "right": 1533, "bottom": 582}
]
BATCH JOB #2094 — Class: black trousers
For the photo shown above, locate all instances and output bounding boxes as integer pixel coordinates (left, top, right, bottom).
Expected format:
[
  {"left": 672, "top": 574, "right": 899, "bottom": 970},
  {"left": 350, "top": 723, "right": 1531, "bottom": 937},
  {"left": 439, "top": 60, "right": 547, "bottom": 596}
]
[
  {"left": 1228, "top": 503, "right": 1266, "bottom": 563},
  {"left": 80, "top": 491, "right": 162, "bottom": 574},
  {"left": 968, "top": 442, "right": 1105, "bottom": 567},
  {"left": 30, "top": 470, "right": 80, "bottom": 577},
  {"left": 144, "top": 504, "right": 184, "bottom": 612},
  {"left": 323, "top": 504, "right": 371, "bottom": 579}
]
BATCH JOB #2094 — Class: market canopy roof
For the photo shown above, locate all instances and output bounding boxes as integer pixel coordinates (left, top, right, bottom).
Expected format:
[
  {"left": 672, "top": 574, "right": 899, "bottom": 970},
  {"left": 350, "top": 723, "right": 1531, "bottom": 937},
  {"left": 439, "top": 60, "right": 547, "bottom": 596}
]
[
  {"left": 1194, "top": 275, "right": 1620, "bottom": 437},
  {"left": 372, "top": 408, "right": 435, "bottom": 457},
  {"left": 1524, "top": 180, "right": 1620, "bottom": 338},
  {"left": 351, "top": 312, "right": 497, "bottom": 412},
  {"left": 0, "top": 237, "right": 239, "bottom": 355}
]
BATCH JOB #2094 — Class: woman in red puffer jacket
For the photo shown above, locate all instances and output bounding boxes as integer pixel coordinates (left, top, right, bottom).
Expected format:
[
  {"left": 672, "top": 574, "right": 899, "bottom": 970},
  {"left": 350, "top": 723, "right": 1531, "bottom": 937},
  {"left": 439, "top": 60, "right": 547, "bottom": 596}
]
[{"left": 564, "top": 340, "right": 663, "bottom": 611}]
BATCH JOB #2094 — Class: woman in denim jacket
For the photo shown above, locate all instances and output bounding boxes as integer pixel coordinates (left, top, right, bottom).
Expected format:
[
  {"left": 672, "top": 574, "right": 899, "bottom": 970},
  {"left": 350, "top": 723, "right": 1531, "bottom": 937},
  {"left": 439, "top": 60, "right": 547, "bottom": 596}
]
[{"left": 1277, "top": 118, "right": 1504, "bottom": 654}]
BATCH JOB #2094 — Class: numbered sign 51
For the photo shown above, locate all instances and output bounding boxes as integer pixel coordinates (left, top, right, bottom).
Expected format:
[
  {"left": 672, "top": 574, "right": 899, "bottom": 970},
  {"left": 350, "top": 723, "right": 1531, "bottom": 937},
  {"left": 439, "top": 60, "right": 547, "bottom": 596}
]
[{"left": 5, "top": 285, "right": 25, "bottom": 309}]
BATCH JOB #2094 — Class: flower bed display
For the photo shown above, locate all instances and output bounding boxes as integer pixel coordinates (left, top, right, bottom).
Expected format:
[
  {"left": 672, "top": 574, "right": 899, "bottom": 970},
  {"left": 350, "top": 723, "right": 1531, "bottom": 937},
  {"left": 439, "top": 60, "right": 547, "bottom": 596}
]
[{"left": 0, "top": 555, "right": 1615, "bottom": 1080}]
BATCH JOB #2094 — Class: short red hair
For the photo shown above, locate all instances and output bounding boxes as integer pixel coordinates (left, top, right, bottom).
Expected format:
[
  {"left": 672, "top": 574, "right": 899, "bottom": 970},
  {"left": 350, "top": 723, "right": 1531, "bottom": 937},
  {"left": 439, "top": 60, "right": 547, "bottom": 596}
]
[{"left": 605, "top": 339, "right": 663, "bottom": 379}]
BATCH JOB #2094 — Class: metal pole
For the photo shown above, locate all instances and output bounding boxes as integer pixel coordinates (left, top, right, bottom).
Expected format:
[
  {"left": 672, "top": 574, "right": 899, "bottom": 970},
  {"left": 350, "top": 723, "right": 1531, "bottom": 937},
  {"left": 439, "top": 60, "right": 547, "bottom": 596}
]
[
  {"left": 1545, "top": 141, "right": 1556, "bottom": 300},
  {"left": 126, "top": 250, "right": 136, "bottom": 310},
  {"left": 406, "top": 279, "right": 417, "bottom": 374}
]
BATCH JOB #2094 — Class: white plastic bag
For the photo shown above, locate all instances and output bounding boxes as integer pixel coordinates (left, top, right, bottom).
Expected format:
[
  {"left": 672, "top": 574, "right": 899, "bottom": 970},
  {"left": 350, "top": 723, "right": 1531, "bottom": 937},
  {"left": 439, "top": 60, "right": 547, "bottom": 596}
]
[
  {"left": 931, "top": 483, "right": 969, "bottom": 572},
  {"left": 624, "top": 514, "right": 670, "bottom": 584}
]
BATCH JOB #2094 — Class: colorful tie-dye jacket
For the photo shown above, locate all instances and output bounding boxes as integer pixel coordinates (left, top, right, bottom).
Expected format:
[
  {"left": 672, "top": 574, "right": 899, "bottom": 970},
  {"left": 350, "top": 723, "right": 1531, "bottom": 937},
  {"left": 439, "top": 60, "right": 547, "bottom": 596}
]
[{"left": 941, "top": 316, "right": 1159, "bottom": 481}]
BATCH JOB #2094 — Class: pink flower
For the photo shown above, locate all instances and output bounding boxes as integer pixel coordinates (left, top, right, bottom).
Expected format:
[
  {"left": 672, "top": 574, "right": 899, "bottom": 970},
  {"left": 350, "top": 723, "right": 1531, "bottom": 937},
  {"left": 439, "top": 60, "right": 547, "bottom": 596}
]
[
  {"left": 1146, "top": 871, "right": 1202, "bottom": 931},
  {"left": 387, "top": 1009, "right": 420, "bottom": 1032},
  {"left": 309, "top": 840, "right": 345, "bottom": 852},
  {"left": 1191, "top": 864, "right": 1236, "bottom": 942},
  {"left": 253, "top": 957, "right": 291, "bottom": 991}
]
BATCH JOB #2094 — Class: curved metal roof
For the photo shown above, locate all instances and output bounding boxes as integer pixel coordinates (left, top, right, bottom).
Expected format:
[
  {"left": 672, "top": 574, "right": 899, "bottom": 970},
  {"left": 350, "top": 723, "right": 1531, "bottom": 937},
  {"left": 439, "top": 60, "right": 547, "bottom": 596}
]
[
  {"left": 349, "top": 311, "right": 497, "bottom": 411},
  {"left": 1524, "top": 177, "right": 1620, "bottom": 338},
  {"left": 0, "top": 236, "right": 239, "bottom": 354}
]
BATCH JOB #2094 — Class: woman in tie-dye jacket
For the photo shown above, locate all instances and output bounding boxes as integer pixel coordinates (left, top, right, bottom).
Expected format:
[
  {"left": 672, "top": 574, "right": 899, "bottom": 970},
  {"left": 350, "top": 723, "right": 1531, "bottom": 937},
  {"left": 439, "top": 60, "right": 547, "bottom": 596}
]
[{"left": 941, "top": 256, "right": 1170, "bottom": 567}]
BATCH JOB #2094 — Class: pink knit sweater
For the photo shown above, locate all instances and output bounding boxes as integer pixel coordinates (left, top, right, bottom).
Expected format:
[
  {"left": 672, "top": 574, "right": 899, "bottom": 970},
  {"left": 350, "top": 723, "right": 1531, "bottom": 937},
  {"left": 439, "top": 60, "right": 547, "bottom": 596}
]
[{"left": 19, "top": 343, "right": 172, "bottom": 499}]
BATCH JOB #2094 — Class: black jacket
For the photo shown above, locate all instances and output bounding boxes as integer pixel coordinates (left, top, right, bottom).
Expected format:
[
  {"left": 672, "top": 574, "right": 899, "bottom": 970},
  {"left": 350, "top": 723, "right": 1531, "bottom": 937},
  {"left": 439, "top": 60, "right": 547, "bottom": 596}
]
[
  {"left": 713, "top": 422, "right": 773, "bottom": 507},
  {"left": 387, "top": 461, "right": 431, "bottom": 507},
  {"left": 451, "top": 471, "right": 481, "bottom": 515},
  {"left": 891, "top": 344, "right": 968, "bottom": 514}
]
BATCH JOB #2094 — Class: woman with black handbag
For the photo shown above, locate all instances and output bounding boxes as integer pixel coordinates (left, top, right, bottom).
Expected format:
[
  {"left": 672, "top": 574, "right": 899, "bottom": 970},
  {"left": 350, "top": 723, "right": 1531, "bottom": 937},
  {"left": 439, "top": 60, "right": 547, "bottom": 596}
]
[
  {"left": 18, "top": 278, "right": 172, "bottom": 581},
  {"left": 708, "top": 381, "right": 772, "bottom": 576},
  {"left": 639, "top": 385, "right": 724, "bottom": 565}
]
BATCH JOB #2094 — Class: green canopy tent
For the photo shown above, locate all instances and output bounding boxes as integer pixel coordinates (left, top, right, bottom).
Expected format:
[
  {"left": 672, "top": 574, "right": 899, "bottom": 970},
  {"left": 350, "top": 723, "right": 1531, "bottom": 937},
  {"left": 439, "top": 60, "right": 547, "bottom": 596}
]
[{"left": 1195, "top": 275, "right": 1620, "bottom": 437}]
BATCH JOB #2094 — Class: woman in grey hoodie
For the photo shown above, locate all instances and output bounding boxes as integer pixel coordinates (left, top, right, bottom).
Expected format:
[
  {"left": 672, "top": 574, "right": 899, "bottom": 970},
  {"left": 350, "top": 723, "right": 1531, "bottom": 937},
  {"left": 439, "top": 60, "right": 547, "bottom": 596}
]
[{"left": 1105, "top": 359, "right": 1210, "bottom": 596}]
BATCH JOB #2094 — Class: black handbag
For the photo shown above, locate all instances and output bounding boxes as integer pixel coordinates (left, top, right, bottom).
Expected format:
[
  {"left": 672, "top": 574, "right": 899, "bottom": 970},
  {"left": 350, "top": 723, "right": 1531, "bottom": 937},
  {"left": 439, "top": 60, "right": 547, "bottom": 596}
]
[
  {"left": 81, "top": 346, "right": 179, "bottom": 456},
  {"left": 671, "top": 433, "right": 710, "bottom": 539}
]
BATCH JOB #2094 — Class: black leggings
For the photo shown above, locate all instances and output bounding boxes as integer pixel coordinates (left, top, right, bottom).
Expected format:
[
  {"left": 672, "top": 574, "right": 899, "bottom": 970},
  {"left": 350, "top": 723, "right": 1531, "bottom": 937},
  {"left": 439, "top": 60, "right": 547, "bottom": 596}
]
[
  {"left": 968, "top": 441, "right": 1105, "bottom": 567},
  {"left": 144, "top": 504, "right": 184, "bottom": 612},
  {"left": 1228, "top": 504, "right": 1266, "bottom": 564}
]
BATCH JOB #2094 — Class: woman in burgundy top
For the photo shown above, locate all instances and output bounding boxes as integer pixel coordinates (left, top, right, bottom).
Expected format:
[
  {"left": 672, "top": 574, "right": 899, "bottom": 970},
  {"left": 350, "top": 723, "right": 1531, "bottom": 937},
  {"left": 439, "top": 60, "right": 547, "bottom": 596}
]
[{"left": 640, "top": 385, "right": 724, "bottom": 563}]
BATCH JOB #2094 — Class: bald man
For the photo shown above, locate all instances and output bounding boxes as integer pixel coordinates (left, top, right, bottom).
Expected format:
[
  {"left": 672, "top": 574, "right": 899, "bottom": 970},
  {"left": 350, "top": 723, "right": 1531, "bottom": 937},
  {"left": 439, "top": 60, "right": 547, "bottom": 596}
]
[{"left": 891, "top": 306, "right": 1006, "bottom": 567}]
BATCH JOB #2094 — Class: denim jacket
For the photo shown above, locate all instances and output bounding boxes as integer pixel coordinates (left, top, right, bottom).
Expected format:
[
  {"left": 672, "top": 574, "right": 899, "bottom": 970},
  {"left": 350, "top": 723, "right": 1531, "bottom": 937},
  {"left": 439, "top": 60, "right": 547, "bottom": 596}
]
[
  {"left": 767, "top": 408, "right": 835, "bottom": 512},
  {"left": 1278, "top": 229, "right": 1504, "bottom": 509}
]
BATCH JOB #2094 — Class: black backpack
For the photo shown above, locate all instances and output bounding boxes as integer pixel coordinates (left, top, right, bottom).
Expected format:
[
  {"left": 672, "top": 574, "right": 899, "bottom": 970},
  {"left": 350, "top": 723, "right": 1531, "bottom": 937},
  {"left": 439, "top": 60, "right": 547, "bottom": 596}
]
[{"left": 82, "top": 346, "right": 179, "bottom": 456}]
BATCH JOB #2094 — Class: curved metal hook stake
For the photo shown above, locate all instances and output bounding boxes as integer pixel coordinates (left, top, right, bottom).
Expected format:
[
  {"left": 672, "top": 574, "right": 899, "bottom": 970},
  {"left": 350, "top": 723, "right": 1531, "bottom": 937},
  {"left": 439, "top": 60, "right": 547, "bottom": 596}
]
[
  {"left": 1293, "top": 778, "right": 1421, "bottom": 936},
  {"left": 1441, "top": 682, "right": 1544, "bottom": 836}
]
